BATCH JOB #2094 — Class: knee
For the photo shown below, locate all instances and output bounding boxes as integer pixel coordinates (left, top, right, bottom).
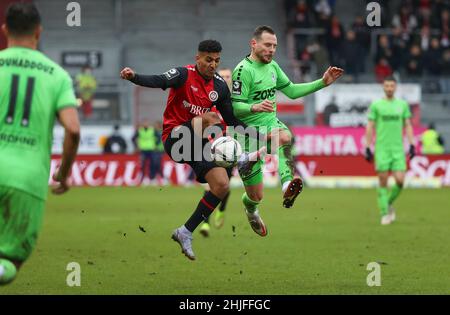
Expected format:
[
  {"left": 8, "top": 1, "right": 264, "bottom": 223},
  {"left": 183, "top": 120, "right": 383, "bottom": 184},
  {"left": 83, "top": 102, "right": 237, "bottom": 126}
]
[
  {"left": 279, "top": 133, "right": 292, "bottom": 146},
  {"left": 210, "top": 179, "right": 230, "bottom": 198},
  {"left": 203, "top": 112, "right": 221, "bottom": 127},
  {"left": 247, "top": 190, "right": 263, "bottom": 203}
]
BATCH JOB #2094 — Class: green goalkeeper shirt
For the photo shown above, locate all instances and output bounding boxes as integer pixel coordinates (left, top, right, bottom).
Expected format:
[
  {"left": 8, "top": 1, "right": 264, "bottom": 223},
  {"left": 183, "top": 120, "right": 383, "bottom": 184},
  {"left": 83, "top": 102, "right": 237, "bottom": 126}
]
[
  {"left": 231, "top": 55, "right": 325, "bottom": 126},
  {"left": 367, "top": 98, "right": 411, "bottom": 152},
  {"left": 0, "top": 47, "right": 77, "bottom": 200}
]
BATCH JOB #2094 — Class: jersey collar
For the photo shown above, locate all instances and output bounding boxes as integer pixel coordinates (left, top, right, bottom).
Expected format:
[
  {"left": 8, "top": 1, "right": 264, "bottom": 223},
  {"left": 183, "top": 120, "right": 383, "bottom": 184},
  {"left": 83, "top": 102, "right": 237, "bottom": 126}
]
[{"left": 245, "top": 54, "right": 267, "bottom": 67}]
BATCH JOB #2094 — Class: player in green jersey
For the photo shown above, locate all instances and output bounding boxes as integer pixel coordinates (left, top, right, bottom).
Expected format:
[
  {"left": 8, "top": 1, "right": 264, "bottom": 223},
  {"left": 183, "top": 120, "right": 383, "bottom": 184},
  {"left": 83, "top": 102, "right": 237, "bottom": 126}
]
[
  {"left": 0, "top": 3, "right": 80, "bottom": 284},
  {"left": 365, "top": 76, "right": 416, "bottom": 225},
  {"left": 231, "top": 25, "right": 343, "bottom": 236}
]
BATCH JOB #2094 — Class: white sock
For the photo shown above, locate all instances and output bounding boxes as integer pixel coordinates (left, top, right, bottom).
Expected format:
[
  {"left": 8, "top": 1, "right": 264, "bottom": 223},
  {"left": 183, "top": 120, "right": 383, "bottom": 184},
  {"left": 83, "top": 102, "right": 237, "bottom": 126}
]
[
  {"left": 282, "top": 181, "right": 291, "bottom": 193},
  {"left": 0, "top": 265, "right": 4, "bottom": 278}
]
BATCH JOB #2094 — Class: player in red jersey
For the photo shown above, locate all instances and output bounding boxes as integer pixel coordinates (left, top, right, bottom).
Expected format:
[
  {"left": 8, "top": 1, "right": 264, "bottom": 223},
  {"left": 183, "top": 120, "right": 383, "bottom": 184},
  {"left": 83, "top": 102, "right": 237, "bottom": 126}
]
[{"left": 121, "top": 40, "right": 266, "bottom": 260}]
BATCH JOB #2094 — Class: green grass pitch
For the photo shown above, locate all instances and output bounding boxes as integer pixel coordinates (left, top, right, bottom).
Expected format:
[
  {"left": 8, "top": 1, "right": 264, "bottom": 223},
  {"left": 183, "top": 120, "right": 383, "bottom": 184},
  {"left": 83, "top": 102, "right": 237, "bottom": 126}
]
[{"left": 1, "top": 186, "right": 449, "bottom": 294}]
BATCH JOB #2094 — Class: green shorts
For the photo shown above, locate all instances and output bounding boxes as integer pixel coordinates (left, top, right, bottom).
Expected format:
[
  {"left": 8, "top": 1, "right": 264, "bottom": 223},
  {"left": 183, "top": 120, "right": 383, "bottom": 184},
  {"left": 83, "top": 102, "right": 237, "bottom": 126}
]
[
  {"left": 238, "top": 117, "right": 291, "bottom": 186},
  {"left": 375, "top": 150, "right": 407, "bottom": 173},
  {"left": 0, "top": 185, "right": 45, "bottom": 262}
]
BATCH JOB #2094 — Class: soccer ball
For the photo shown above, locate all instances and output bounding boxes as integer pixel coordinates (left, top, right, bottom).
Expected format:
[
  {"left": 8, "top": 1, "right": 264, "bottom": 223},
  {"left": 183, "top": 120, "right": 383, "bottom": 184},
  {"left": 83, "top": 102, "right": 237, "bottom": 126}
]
[{"left": 211, "top": 136, "right": 242, "bottom": 168}]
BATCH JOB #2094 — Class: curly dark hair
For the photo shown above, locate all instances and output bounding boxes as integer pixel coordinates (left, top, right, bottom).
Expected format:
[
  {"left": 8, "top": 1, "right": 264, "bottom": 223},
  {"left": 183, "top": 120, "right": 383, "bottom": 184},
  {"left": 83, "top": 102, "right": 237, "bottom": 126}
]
[{"left": 198, "top": 40, "right": 222, "bottom": 53}]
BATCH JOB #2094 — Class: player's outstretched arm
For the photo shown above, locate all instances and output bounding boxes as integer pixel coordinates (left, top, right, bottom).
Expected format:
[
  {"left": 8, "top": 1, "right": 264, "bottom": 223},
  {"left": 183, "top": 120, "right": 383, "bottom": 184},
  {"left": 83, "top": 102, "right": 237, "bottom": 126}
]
[
  {"left": 52, "top": 107, "right": 80, "bottom": 195},
  {"left": 120, "top": 67, "right": 187, "bottom": 90},
  {"left": 280, "top": 66, "right": 344, "bottom": 100}
]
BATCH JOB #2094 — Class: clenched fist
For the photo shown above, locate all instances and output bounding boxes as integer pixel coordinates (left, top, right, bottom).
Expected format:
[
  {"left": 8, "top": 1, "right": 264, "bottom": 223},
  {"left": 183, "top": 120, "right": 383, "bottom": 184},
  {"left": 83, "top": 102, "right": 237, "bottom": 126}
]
[{"left": 120, "top": 67, "right": 136, "bottom": 80}]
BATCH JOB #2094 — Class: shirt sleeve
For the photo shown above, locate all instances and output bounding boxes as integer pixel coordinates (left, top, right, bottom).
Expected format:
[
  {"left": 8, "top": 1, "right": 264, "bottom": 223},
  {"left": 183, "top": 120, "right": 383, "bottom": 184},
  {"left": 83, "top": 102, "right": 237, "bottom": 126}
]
[
  {"left": 56, "top": 72, "right": 77, "bottom": 111},
  {"left": 403, "top": 101, "right": 412, "bottom": 119},
  {"left": 231, "top": 65, "right": 253, "bottom": 117},
  {"left": 367, "top": 102, "right": 377, "bottom": 121},
  {"left": 130, "top": 67, "right": 187, "bottom": 90},
  {"left": 280, "top": 79, "right": 325, "bottom": 99},
  {"left": 274, "top": 62, "right": 291, "bottom": 90}
]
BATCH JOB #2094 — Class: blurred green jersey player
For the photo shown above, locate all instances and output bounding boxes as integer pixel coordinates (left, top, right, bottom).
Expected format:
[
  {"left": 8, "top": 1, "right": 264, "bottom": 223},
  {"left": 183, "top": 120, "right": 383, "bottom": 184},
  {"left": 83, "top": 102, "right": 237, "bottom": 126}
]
[
  {"left": 0, "top": 3, "right": 80, "bottom": 284},
  {"left": 364, "top": 76, "right": 416, "bottom": 225},
  {"left": 231, "top": 25, "right": 343, "bottom": 236}
]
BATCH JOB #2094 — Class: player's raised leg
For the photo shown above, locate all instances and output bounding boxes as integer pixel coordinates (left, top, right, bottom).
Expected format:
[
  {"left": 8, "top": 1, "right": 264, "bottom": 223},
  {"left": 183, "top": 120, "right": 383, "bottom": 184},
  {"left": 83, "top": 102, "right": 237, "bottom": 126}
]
[
  {"left": 274, "top": 129, "right": 304, "bottom": 208},
  {"left": 172, "top": 167, "right": 230, "bottom": 259},
  {"left": 171, "top": 113, "right": 229, "bottom": 259}
]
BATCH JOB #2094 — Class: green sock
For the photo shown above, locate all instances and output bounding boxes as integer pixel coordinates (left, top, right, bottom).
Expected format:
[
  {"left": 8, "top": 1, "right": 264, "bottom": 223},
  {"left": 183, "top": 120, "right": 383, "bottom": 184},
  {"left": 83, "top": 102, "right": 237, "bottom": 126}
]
[
  {"left": 388, "top": 184, "right": 402, "bottom": 205},
  {"left": 377, "top": 187, "right": 389, "bottom": 216},
  {"left": 242, "top": 192, "right": 260, "bottom": 213},
  {"left": 0, "top": 259, "right": 17, "bottom": 285},
  {"left": 278, "top": 144, "right": 295, "bottom": 186}
]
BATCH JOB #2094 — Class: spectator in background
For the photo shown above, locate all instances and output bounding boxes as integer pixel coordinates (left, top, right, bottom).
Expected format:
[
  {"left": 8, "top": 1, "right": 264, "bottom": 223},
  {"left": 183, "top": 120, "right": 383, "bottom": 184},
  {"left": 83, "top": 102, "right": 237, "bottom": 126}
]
[
  {"left": 392, "top": 5, "right": 418, "bottom": 42},
  {"left": 306, "top": 40, "right": 330, "bottom": 75},
  {"left": 132, "top": 120, "right": 158, "bottom": 185},
  {"left": 288, "top": 0, "right": 313, "bottom": 60},
  {"left": 322, "top": 95, "right": 339, "bottom": 126},
  {"left": 417, "top": 0, "right": 432, "bottom": 28},
  {"left": 340, "top": 30, "right": 363, "bottom": 81},
  {"left": 440, "top": 49, "right": 450, "bottom": 91},
  {"left": 431, "top": 0, "right": 450, "bottom": 25},
  {"left": 440, "top": 28, "right": 450, "bottom": 48},
  {"left": 434, "top": 8, "right": 450, "bottom": 33},
  {"left": 405, "top": 44, "right": 424, "bottom": 77},
  {"left": 419, "top": 25, "right": 431, "bottom": 52},
  {"left": 391, "top": 27, "right": 409, "bottom": 71},
  {"left": 352, "top": 15, "right": 371, "bottom": 58},
  {"left": 218, "top": 68, "right": 232, "bottom": 90},
  {"left": 424, "top": 37, "right": 443, "bottom": 75},
  {"left": 288, "top": 0, "right": 313, "bottom": 28},
  {"left": 421, "top": 123, "right": 445, "bottom": 154},
  {"left": 375, "top": 34, "right": 394, "bottom": 66},
  {"left": 314, "top": 0, "right": 332, "bottom": 28},
  {"left": 103, "top": 125, "right": 128, "bottom": 154},
  {"left": 326, "top": 15, "right": 344, "bottom": 66},
  {"left": 76, "top": 66, "right": 97, "bottom": 119},
  {"left": 375, "top": 57, "right": 393, "bottom": 83},
  {"left": 298, "top": 48, "right": 312, "bottom": 80},
  {"left": 151, "top": 121, "right": 166, "bottom": 185}
]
